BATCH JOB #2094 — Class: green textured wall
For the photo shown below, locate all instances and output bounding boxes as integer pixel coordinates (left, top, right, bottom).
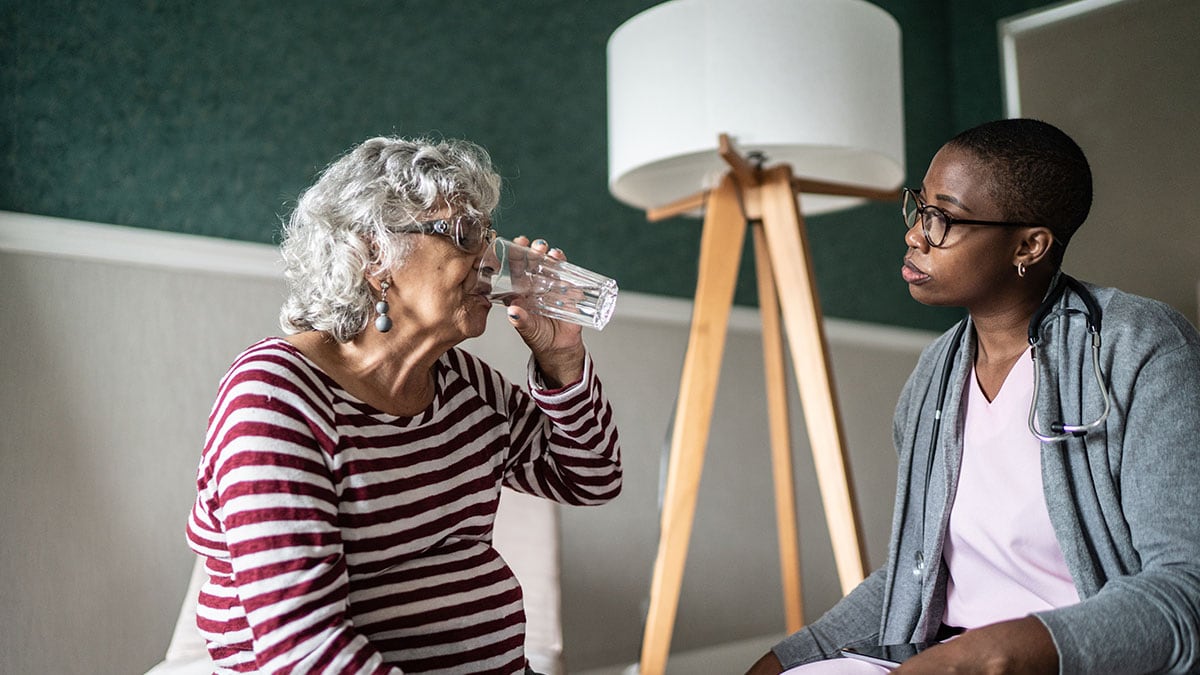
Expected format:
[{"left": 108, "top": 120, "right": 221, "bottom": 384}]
[{"left": 2, "top": 0, "right": 1055, "bottom": 331}]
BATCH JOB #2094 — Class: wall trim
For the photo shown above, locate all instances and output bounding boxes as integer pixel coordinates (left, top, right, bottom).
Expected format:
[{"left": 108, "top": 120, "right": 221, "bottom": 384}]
[
  {"left": 0, "top": 210, "right": 936, "bottom": 352},
  {"left": 0, "top": 210, "right": 284, "bottom": 279},
  {"left": 1000, "top": 0, "right": 1130, "bottom": 117}
]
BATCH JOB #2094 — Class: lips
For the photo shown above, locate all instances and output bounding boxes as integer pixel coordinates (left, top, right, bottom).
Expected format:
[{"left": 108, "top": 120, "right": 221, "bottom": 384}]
[{"left": 901, "top": 259, "right": 930, "bottom": 284}]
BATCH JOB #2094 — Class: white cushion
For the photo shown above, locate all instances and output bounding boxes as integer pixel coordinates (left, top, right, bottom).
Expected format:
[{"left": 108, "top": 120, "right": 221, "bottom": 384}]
[{"left": 495, "top": 489, "right": 564, "bottom": 675}]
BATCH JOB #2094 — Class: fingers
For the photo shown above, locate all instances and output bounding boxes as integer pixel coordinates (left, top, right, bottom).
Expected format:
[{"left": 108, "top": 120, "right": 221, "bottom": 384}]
[
  {"left": 505, "top": 303, "right": 561, "bottom": 355},
  {"left": 514, "top": 235, "right": 567, "bottom": 261},
  {"left": 504, "top": 286, "right": 581, "bottom": 346},
  {"left": 505, "top": 302, "right": 559, "bottom": 338},
  {"left": 505, "top": 304, "right": 530, "bottom": 327}
]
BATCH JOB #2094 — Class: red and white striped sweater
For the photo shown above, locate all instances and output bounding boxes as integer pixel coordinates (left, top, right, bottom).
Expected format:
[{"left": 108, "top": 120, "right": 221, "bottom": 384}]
[{"left": 186, "top": 338, "right": 622, "bottom": 674}]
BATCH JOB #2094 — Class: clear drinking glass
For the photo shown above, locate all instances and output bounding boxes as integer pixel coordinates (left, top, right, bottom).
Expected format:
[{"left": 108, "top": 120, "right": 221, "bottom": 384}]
[{"left": 477, "top": 237, "right": 619, "bottom": 330}]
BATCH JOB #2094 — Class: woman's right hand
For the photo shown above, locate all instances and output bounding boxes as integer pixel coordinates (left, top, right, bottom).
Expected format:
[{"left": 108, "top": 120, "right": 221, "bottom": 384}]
[
  {"left": 504, "top": 236, "right": 587, "bottom": 388},
  {"left": 892, "top": 617, "right": 1057, "bottom": 674}
]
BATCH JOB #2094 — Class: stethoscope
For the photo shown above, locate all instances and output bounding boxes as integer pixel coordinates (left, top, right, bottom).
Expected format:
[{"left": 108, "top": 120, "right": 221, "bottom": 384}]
[{"left": 911, "top": 273, "right": 1111, "bottom": 578}]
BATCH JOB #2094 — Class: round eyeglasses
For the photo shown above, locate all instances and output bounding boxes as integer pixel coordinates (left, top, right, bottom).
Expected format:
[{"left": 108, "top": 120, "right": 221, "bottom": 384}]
[
  {"left": 902, "top": 187, "right": 1043, "bottom": 247},
  {"left": 395, "top": 214, "right": 497, "bottom": 255}
]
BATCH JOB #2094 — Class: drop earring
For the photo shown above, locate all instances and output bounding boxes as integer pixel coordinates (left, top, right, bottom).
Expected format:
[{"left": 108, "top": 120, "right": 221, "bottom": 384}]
[{"left": 374, "top": 280, "right": 393, "bottom": 333}]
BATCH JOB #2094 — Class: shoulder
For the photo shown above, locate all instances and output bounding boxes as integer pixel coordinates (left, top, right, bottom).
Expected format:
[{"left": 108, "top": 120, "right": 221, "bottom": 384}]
[
  {"left": 1084, "top": 282, "right": 1200, "bottom": 351},
  {"left": 214, "top": 338, "right": 337, "bottom": 421},
  {"left": 909, "top": 319, "right": 968, "bottom": 383},
  {"left": 223, "top": 338, "right": 325, "bottom": 388},
  {"left": 440, "top": 347, "right": 516, "bottom": 401},
  {"left": 894, "top": 318, "right": 968, "bottom": 419},
  {"left": 1069, "top": 283, "right": 1200, "bottom": 397},
  {"left": 203, "top": 339, "right": 340, "bottom": 476}
]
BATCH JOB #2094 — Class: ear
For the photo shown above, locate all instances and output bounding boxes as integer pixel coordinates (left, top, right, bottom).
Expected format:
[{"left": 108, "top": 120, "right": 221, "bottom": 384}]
[
  {"left": 1015, "top": 227, "right": 1056, "bottom": 268},
  {"left": 364, "top": 271, "right": 393, "bottom": 294}
]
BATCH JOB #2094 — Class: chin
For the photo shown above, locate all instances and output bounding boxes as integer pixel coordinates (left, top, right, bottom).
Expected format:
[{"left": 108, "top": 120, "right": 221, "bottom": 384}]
[
  {"left": 908, "top": 285, "right": 946, "bottom": 307},
  {"left": 465, "top": 305, "right": 491, "bottom": 337}
]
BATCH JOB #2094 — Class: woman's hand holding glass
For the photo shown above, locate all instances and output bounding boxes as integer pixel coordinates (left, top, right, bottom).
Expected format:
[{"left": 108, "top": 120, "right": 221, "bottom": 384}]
[{"left": 492, "top": 235, "right": 588, "bottom": 388}]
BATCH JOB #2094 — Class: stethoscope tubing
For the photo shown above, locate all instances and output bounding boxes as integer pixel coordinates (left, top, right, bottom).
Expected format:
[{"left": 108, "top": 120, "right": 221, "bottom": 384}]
[
  {"left": 1027, "top": 275, "right": 1111, "bottom": 441},
  {"left": 912, "top": 317, "right": 968, "bottom": 577}
]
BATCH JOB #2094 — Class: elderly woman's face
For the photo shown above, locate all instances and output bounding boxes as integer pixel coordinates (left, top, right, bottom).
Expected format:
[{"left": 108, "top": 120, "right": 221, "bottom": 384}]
[
  {"left": 901, "top": 145, "right": 1026, "bottom": 309},
  {"left": 387, "top": 207, "right": 494, "bottom": 342}
]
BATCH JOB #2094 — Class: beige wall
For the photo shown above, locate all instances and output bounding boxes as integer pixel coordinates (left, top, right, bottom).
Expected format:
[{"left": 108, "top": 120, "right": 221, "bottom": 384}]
[
  {"left": 0, "top": 212, "right": 930, "bottom": 674},
  {"left": 0, "top": 245, "right": 284, "bottom": 674},
  {"left": 1002, "top": 0, "right": 1200, "bottom": 326}
]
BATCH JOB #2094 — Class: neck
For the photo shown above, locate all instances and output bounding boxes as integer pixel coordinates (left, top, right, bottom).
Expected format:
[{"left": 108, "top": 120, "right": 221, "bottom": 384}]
[
  {"left": 347, "top": 326, "right": 450, "bottom": 413},
  {"left": 293, "top": 324, "right": 451, "bottom": 416},
  {"left": 970, "top": 274, "right": 1054, "bottom": 366}
]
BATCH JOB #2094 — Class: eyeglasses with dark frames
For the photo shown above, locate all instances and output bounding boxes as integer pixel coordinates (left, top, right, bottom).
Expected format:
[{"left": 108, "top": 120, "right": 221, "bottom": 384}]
[
  {"left": 902, "top": 187, "right": 1043, "bottom": 248},
  {"left": 394, "top": 214, "right": 497, "bottom": 255}
]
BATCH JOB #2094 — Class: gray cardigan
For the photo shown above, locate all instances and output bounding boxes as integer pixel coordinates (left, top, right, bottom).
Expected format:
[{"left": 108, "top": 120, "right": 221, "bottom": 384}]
[{"left": 773, "top": 282, "right": 1200, "bottom": 674}]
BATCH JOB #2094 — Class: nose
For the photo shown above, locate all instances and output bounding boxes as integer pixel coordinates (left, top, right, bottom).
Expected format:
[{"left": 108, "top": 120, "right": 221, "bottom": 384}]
[{"left": 904, "top": 219, "right": 928, "bottom": 251}]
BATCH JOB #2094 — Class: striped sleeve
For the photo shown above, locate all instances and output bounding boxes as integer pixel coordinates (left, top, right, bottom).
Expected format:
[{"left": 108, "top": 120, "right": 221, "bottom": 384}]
[
  {"left": 498, "top": 351, "right": 623, "bottom": 505},
  {"left": 195, "top": 347, "right": 403, "bottom": 675}
]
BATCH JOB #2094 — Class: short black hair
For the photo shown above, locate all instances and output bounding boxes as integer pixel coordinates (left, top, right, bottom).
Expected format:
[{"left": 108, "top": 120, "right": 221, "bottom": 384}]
[{"left": 946, "top": 118, "right": 1092, "bottom": 267}]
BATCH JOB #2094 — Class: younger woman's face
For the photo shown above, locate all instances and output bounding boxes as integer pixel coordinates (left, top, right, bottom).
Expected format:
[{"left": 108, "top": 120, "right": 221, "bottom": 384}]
[{"left": 901, "top": 145, "right": 1028, "bottom": 310}]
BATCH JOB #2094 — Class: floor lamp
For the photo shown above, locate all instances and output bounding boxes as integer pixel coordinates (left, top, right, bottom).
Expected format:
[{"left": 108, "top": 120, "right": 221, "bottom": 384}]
[{"left": 606, "top": 1, "right": 906, "bottom": 673}]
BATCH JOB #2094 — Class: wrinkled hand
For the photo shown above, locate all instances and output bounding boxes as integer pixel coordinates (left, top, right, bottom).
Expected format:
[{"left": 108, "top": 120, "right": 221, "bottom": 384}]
[
  {"left": 892, "top": 617, "right": 1058, "bottom": 674},
  {"left": 505, "top": 236, "right": 586, "bottom": 388}
]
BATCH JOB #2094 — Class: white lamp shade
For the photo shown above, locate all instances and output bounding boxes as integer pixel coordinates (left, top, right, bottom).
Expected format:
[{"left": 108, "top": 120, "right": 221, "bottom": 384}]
[{"left": 607, "top": 0, "right": 905, "bottom": 215}]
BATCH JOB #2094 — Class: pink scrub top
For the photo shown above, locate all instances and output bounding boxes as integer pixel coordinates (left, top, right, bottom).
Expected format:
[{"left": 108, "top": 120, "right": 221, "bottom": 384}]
[{"left": 943, "top": 347, "right": 1079, "bottom": 629}]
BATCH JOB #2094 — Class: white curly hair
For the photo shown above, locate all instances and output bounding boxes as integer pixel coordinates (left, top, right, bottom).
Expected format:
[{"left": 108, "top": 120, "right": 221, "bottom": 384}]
[{"left": 278, "top": 136, "right": 502, "bottom": 342}]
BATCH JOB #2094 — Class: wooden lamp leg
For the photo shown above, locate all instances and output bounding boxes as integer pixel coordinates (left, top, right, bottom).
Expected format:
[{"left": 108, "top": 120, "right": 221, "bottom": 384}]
[
  {"left": 639, "top": 174, "right": 747, "bottom": 675},
  {"left": 758, "top": 166, "right": 868, "bottom": 593},
  {"left": 751, "top": 222, "right": 805, "bottom": 632}
]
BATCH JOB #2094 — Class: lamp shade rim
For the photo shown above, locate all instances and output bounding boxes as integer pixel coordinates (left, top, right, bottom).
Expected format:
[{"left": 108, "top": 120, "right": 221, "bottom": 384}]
[{"left": 610, "top": 143, "right": 904, "bottom": 216}]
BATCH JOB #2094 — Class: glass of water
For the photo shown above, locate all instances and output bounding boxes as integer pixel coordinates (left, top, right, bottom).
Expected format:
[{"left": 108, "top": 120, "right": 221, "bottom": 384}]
[{"left": 476, "top": 237, "right": 619, "bottom": 330}]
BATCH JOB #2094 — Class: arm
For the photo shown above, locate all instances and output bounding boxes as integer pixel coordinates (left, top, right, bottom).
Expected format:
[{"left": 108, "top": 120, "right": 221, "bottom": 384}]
[
  {"left": 203, "top": 362, "right": 402, "bottom": 675},
  {"left": 492, "top": 236, "right": 622, "bottom": 504},
  {"left": 1035, "top": 339, "right": 1200, "bottom": 674},
  {"left": 500, "top": 350, "right": 623, "bottom": 505},
  {"left": 899, "top": 326, "right": 1200, "bottom": 674},
  {"left": 892, "top": 616, "right": 1057, "bottom": 674},
  {"left": 754, "top": 565, "right": 890, "bottom": 671}
]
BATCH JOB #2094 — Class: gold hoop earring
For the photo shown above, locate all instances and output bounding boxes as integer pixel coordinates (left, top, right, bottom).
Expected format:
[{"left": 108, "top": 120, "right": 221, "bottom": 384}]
[{"left": 1017, "top": 262, "right": 1027, "bottom": 278}]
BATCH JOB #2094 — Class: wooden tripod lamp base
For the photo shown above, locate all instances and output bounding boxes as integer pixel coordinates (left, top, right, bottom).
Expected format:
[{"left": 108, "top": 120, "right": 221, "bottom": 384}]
[
  {"left": 604, "top": 4, "right": 904, "bottom": 672},
  {"left": 637, "top": 135, "right": 898, "bottom": 675}
]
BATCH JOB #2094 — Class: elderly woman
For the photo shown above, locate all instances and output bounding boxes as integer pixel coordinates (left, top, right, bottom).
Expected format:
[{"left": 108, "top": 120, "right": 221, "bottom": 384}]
[
  {"left": 186, "top": 136, "right": 622, "bottom": 674},
  {"left": 748, "top": 119, "right": 1200, "bottom": 674}
]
